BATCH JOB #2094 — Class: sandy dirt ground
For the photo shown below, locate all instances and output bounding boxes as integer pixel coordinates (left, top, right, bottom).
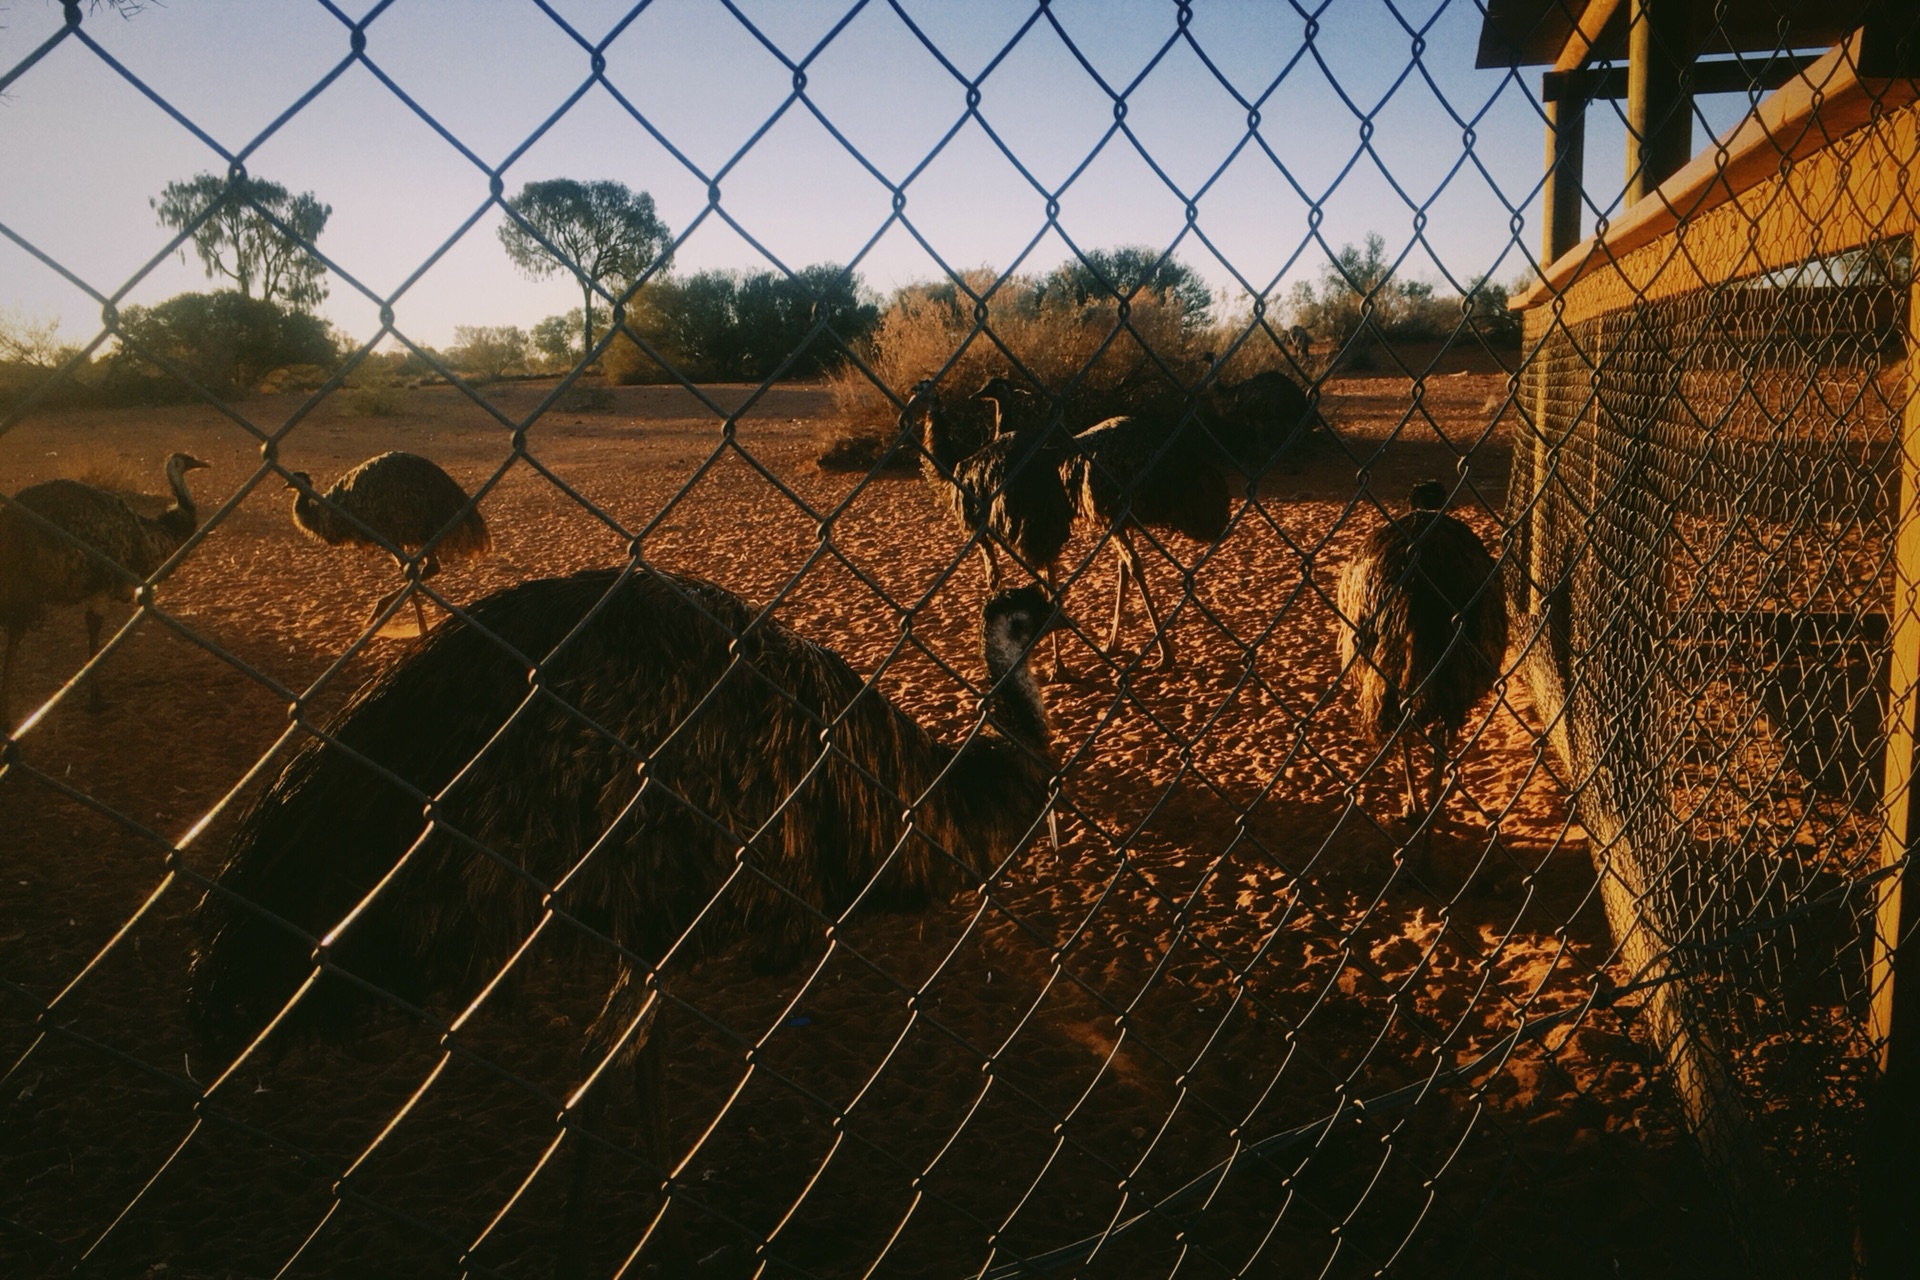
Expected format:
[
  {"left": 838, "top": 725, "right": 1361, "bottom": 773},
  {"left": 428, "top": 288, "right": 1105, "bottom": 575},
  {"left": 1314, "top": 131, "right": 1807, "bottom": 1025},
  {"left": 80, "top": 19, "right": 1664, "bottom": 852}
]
[{"left": 0, "top": 371, "right": 1748, "bottom": 1278}]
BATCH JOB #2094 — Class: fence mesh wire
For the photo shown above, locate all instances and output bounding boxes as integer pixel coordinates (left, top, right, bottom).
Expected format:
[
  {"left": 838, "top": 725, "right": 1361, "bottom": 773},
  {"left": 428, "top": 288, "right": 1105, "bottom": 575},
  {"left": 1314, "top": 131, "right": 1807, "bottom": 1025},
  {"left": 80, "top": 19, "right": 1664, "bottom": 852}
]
[{"left": 2, "top": 2, "right": 1918, "bottom": 1277}]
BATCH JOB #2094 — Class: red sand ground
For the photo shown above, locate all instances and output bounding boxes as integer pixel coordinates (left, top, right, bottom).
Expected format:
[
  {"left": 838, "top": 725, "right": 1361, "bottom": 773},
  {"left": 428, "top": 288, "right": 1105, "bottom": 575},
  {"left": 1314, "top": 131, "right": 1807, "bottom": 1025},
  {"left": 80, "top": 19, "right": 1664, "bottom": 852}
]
[{"left": 1, "top": 373, "right": 1742, "bottom": 1278}]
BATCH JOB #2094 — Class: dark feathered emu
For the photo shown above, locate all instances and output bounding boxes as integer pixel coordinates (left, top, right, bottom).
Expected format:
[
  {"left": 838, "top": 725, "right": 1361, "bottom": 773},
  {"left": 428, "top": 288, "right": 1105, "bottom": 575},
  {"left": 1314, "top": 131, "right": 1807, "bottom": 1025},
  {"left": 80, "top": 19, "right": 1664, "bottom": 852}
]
[
  {"left": 1203, "top": 369, "right": 1316, "bottom": 477},
  {"left": 1335, "top": 480, "right": 1508, "bottom": 874},
  {"left": 1063, "top": 411, "right": 1229, "bottom": 669},
  {"left": 911, "top": 379, "right": 1076, "bottom": 677},
  {"left": 967, "top": 375, "right": 1078, "bottom": 678},
  {"left": 288, "top": 450, "right": 492, "bottom": 635},
  {"left": 187, "top": 565, "right": 1061, "bottom": 1267},
  {"left": 0, "top": 451, "right": 211, "bottom": 723}
]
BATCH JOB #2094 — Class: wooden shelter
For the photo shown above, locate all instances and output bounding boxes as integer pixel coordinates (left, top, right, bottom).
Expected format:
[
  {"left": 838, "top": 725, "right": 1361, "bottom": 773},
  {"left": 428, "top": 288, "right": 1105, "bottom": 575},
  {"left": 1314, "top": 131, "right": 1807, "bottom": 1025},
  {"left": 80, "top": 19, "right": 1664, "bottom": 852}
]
[
  {"left": 1481, "top": 0, "right": 1919, "bottom": 261},
  {"left": 1485, "top": 3, "right": 1920, "bottom": 1273}
]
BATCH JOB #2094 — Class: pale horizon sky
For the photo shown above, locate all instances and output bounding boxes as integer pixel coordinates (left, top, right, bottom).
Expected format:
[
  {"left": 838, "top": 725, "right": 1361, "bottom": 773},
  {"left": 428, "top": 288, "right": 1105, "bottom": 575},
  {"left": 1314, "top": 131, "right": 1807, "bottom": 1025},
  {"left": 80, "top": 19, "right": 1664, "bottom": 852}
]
[{"left": 0, "top": 0, "right": 1759, "bottom": 352}]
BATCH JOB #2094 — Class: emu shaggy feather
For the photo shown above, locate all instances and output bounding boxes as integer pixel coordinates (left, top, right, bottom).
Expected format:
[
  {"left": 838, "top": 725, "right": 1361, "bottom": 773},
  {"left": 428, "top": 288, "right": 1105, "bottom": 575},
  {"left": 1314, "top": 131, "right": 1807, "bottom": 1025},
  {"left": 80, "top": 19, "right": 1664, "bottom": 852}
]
[
  {"left": 289, "top": 450, "right": 491, "bottom": 562},
  {"left": 913, "top": 383, "right": 1074, "bottom": 588},
  {"left": 188, "top": 565, "right": 1053, "bottom": 1055},
  {"left": 1335, "top": 499, "right": 1507, "bottom": 743},
  {"left": 0, "top": 452, "right": 207, "bottom": 720}
]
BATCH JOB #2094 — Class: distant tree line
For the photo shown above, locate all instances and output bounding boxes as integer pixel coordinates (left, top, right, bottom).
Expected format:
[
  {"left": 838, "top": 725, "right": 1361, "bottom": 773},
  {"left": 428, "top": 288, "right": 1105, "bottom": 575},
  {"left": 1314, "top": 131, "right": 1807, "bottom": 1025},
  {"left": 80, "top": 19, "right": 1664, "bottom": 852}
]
[{"left": 1, "top": 164, "right": 1519, "bottom": 412}]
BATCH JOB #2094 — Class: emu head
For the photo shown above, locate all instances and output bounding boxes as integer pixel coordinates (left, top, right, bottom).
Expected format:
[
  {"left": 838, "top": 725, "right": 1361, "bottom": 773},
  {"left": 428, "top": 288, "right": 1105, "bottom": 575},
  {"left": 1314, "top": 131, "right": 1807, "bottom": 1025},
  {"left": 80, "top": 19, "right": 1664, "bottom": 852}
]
[
  {"left": 165, "top": 452, "right": 212, "bottom": 476},
  {"left": 1409, "top": 479, "right": 1448, "bottom": 512},
  {"left": 969, "top": 375, "right": 1017, "bottom": 405},
  {"left": 981, "top": 582, "right": 1064, "bottom": 674},
  {"left": 284, "top": 471, "right": 313, "bottom": 492}
]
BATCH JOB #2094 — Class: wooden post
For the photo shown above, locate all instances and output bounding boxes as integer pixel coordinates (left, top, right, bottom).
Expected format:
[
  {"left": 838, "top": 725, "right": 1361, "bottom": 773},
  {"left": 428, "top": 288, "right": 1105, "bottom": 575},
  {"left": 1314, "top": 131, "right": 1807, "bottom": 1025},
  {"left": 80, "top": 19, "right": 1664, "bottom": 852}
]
[
  {"left": 1626, "top": 0, "right": 1693, "bottom": 204},
  {"left": 1543, "top": 82, "right": 1588, "bottom": 265},
  {"left": 1858, "top": 281, "right": 1920, "bottom": 1275}
]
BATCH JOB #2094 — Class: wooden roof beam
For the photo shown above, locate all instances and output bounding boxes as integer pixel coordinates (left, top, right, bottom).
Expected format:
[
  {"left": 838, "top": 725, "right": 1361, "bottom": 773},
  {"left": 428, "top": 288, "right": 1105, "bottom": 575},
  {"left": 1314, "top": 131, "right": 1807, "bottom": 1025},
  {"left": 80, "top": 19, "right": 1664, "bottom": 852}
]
[
  {"left": 1554, "top": 0, "right": 1628, "bottom": 72},
  {"left": 1513, "top": 30, "right": 1920, "bottom": 310}
]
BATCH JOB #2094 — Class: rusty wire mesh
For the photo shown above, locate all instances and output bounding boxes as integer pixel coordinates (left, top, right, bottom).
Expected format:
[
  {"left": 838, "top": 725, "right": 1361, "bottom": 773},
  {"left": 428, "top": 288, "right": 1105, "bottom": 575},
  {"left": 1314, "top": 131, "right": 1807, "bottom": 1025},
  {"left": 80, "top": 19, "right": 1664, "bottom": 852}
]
[{"left": 1, "top": 2, "right": 1917, "bottom": 1278}]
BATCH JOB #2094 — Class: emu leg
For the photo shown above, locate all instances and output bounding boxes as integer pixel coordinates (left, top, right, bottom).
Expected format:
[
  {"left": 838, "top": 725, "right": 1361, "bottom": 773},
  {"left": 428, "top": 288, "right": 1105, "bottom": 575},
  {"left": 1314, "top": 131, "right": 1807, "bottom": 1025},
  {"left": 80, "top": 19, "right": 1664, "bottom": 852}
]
[
  {"left": 556, "top": 1078, "right": 612, "bottom": 1280},
  {"left": 1, "top": 621, "right": 22, "bottom": 728},
  {"left": 1042, "top": 561, "right": 1072, "bottom": 682},
  {"left": 1105, "top": 543, "right": 1131, "bottom": 656},
  {"left": 416, "top": 554, "right": 442, "bottom": 633},
  {"left": 977, "top": 541, "right": 1002, "bottom": 591},
  {"left": 1407, "top": 724, "right": 1450, "bottom": 881},
  {"left": 1398, "top": 733, "right": 1422, "bottom": 820},
  {"left": 83, "top": 608, "right": 106, "bottom": 713},
  {"left": 624, "top": 1023, "right": 681, "bottom": 1270},
  {"left": 1121, "top": 532, "right": 1175, "bottom": 669},
  {"left": 1427, "top": 723, "right": 1450, "bottom": 824},
  {"left": 560, "top": 981, "right": 674, "bottom": 1280}
]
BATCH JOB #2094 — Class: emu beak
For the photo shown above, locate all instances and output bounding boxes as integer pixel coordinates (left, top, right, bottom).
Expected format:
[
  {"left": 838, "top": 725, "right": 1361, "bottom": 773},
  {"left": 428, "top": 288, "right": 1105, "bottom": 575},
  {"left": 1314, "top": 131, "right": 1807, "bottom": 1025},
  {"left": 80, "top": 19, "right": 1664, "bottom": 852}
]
[{"left": 185, "top": 457, "right": 211, "bottom": 472}]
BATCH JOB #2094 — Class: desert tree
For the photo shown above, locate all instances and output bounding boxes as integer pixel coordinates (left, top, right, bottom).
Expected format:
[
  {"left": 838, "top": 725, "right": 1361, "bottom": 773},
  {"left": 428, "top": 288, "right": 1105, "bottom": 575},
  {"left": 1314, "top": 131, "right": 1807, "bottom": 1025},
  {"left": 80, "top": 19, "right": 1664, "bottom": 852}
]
[
  {"left": 448, "top": 325, "right": 529, "bottom": 382},
  {"left": 0, "top": 309, "right": 76, "bottom": 371},
  {"left": 531, "top": 306, "right": 604, "bottom": 369},
  {"left": 496, "top": 178, "right": 671, "bottom": 355},
  {"left": 152, "top": 173, "right": 333, "bottom": 311},
  {"left": 109, "top": 292, "right": 338, "bottom": 397},
  {"left": 1035, "top": 246, "right": 1214, "bottom": 335}
]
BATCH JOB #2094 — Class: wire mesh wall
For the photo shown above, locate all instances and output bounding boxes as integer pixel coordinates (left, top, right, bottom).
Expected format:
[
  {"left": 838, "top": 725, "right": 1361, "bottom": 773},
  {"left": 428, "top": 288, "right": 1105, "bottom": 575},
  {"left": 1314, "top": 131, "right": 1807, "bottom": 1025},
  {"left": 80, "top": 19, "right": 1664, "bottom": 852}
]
[{"left": 1, "top": 2, "right": 1918, "bottom": 1278}]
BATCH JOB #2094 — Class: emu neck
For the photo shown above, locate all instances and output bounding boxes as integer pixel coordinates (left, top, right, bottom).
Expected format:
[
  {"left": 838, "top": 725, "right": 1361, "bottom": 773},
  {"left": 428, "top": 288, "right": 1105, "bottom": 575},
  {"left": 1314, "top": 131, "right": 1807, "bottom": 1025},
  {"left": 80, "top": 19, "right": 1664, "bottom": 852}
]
[
  {"left": 918, "top": 399, "right": 965, "bottom": 473},
  {"left": 291, "top": 489, "right": 340, "bottom": 543},
  {"left": 982, "top": 642, "right": 1050, "bottom": 757},
  {"left": 157, "top": 464, "right": 200, "bottom": 542}
]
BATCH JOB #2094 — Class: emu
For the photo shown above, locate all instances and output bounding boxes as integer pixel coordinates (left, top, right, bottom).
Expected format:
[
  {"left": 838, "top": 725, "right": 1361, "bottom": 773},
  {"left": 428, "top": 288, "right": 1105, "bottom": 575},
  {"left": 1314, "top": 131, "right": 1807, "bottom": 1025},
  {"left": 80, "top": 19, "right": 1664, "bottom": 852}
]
[
  {"left": 910, "top": 380, "right": 1075, "bottom": 677},
  {"left": 1335, "top": 480, "right": 1508, "bottom": 875},
  {"left": 1063, "top": 411, "right": 1229, "bottom": 670},
  {"left": 968, "top": 375, "right": 1078, "bottom": 678},
  {"left": 188, "top": 567, "right": 1062, "bottom": 1269},
  {"left": 287, "top": 451, "right": 492, "bottom": 636},
  {"left": 0, "top": 451, "right": 210, "bottom": 724}
]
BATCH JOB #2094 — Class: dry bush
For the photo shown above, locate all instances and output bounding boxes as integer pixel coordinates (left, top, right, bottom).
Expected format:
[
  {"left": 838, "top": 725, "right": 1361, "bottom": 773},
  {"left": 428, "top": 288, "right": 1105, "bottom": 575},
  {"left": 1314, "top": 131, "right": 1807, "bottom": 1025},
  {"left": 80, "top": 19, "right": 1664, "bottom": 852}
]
[
  {"left": 1202, "top": 322, "right": 1317, "bottom": 385},
  {"left": 256, "top": 364, "right": 333, "bottom": 395},
  {"left": 71, "top": 453, "right": 151, "bottom": 497},
  {"left": 825, "top": 268, "right": 1211, "bottom": 435},
  {"left": 339, "top": 383, "right": 405, "bottom": 416},
  {"left": 599, "top": 321, "right": 678, "bottom": 387},
  {"left": 560, "top": 382, "right": 616, "bottom": 413},
  {"left": 813, "top": 422, "right": 917, "bottom": 474}
]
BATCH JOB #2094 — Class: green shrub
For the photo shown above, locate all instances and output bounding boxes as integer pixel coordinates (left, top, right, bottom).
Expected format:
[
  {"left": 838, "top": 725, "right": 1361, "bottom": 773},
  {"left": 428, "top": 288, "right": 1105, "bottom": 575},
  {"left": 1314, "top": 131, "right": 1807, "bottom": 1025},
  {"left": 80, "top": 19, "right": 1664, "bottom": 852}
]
[
  {"left": 1284, "top": 234, "right": 1527, "bottom": 357},
  {"left": 106, "top": 291, "right": 339, "bottom": 399},
  {"left": 603, "top": 263, "right": 881, "bottom": 385}
]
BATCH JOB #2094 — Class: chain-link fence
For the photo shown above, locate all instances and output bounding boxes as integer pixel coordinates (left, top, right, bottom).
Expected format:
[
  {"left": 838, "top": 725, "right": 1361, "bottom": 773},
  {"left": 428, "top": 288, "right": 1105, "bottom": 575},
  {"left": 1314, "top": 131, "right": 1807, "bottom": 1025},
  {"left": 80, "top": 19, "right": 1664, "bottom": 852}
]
[{"left": 3, "top": 2, "right": 1918, "bottom": 1276}]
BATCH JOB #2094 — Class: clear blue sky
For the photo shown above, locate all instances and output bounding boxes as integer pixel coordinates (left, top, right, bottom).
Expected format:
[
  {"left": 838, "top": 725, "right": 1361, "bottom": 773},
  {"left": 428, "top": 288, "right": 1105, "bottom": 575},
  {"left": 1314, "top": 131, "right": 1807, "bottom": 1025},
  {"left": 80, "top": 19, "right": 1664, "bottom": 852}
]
[{"left": 0, "top": 0, "right": 1755, "bottom": 350}]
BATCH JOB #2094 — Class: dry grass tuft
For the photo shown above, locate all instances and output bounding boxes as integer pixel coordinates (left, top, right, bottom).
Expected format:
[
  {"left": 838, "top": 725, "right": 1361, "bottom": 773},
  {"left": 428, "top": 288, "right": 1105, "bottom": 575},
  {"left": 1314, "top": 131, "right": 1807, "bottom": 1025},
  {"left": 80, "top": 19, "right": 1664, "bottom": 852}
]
[
  {"left": 812, "top": 420, "right": 916, "bottom": 474},
  {"left": 70, "top": 452, "right": 151, "bottom": 498},
  {"left": 339, "top": 384, "right": 405, "bottom": 417}
]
